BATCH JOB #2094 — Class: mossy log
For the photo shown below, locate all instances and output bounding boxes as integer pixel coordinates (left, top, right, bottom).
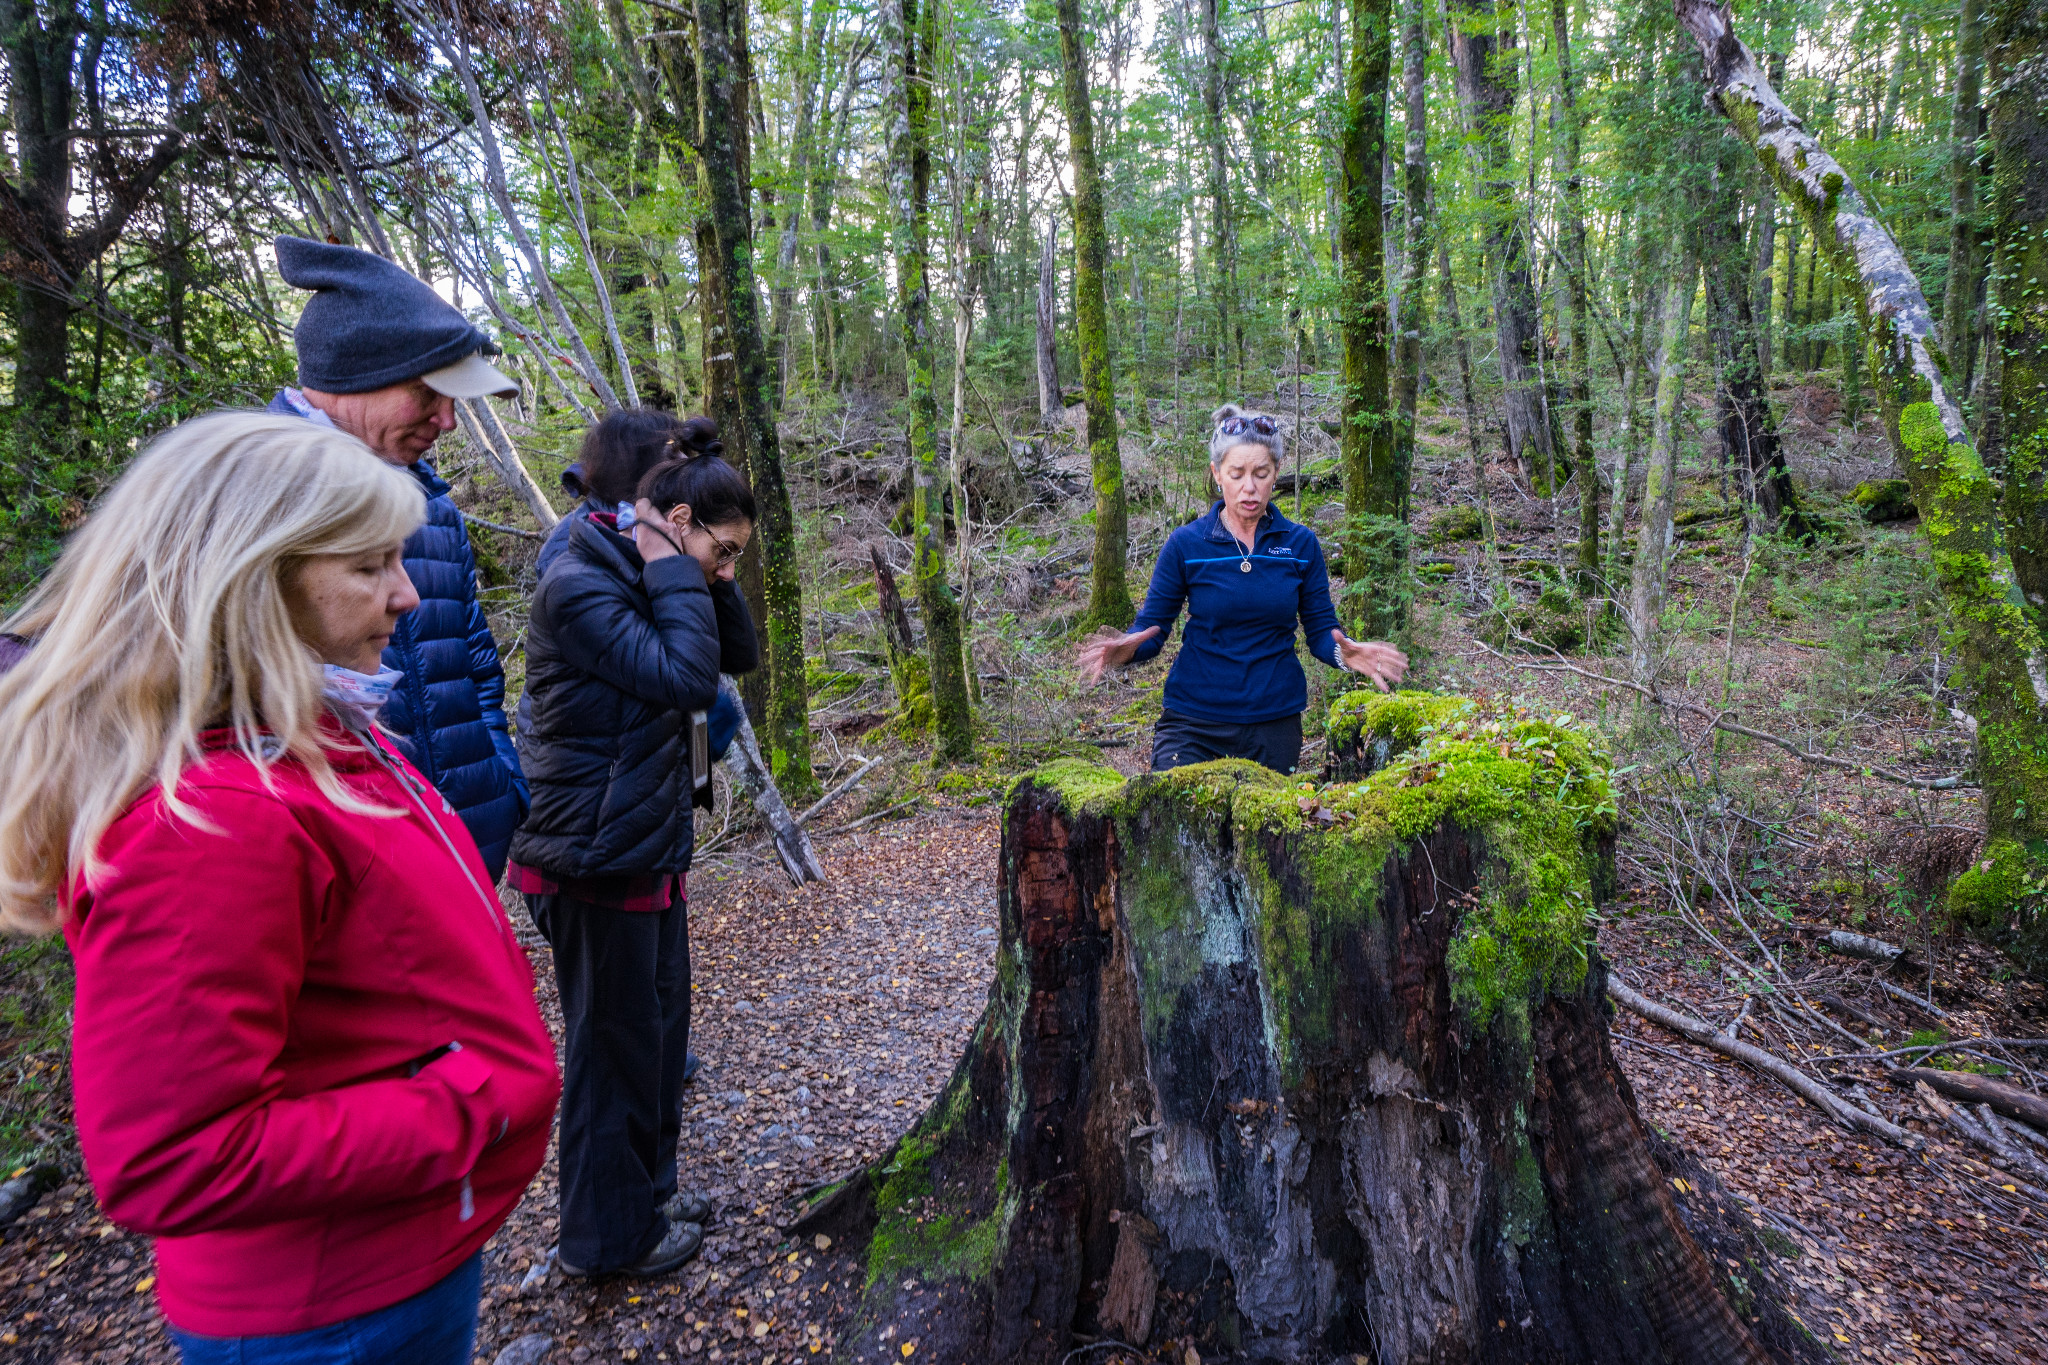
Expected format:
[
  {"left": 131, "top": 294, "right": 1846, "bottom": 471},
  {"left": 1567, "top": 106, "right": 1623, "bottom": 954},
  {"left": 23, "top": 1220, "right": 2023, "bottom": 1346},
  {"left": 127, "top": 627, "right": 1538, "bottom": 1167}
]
[{"left": 796, "top": 695, "right": 1814, "bottom": 1363}]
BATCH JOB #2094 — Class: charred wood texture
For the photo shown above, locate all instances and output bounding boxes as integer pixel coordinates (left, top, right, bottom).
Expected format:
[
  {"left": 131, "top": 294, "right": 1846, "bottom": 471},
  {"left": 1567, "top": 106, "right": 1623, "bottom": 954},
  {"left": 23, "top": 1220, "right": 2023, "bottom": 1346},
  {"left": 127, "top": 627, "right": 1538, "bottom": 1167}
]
[{"left": 797, "top": 694, "right": 1811, "bottom": 1363}]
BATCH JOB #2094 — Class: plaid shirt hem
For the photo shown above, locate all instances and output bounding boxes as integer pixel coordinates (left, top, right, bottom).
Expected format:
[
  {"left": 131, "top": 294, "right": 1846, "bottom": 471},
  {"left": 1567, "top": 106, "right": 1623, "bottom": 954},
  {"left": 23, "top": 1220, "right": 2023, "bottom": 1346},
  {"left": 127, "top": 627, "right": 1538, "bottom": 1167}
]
[{"left": 506, "top": 863, "right": 685, "bottom": 913}]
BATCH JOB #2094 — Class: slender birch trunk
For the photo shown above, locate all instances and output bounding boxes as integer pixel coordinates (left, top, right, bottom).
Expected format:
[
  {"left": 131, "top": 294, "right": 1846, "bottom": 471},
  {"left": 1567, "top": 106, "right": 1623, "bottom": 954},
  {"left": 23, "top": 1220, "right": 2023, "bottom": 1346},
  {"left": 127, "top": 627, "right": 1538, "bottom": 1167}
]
[
  {"left": 1678, "top": 0, "right": 2048, "bottom": 958},
  {"left": 1627, "top": 252, "right": 1700, "bottom": 684},
  {"left": 1035, "top": 219, "right": 1063, "bottom": 428}
]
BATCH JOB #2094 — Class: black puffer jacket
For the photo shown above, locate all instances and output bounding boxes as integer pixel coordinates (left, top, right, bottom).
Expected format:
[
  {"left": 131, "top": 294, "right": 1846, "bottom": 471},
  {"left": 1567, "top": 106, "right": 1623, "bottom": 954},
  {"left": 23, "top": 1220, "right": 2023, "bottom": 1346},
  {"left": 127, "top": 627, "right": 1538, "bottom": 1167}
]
[{"left": 509, "top": 514, "right": 759, "bottom": 879}]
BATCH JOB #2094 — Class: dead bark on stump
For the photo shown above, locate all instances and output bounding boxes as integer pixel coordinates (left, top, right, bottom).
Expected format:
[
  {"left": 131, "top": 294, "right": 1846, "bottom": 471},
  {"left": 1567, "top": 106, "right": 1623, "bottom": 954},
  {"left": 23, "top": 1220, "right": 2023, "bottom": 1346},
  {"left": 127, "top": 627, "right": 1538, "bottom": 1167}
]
[{"left": 796, "top": 694, "right": 1813, "bottom": 1363}]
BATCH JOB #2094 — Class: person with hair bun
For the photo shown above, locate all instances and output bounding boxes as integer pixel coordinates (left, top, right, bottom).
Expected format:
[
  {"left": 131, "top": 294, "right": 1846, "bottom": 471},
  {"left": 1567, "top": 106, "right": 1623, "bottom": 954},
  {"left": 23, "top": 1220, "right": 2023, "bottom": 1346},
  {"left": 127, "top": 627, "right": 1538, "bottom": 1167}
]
[
  {"left": 0, "top": 412, "right": 560, "bottom": 1363},
  {"left": 1077, "top": 403, "right": 1408, "bottom": 774},
  {"left": 509, "top": 448, "right": 760, "bottom": 1278}
]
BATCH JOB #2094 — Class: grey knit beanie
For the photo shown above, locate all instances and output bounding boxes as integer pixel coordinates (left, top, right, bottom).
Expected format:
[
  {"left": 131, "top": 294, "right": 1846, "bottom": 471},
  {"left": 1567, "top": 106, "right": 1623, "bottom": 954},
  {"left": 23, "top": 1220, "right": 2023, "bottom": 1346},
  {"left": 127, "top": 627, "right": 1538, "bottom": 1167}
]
[
  {"left": 276, "top": 236, "right": 509, "bottom": 396},
  {"left": 1209, "top": 403, "right": 1286, "bottom": 466}
]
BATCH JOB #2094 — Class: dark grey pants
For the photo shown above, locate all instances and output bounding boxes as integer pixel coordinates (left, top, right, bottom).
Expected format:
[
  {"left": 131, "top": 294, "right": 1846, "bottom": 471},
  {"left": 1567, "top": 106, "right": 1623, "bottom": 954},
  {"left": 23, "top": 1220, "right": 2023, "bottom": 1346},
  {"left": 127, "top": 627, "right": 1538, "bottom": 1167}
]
[
  {"left": 526, "top": 893, "right": 691, "bottom": 1272},
  {"left": 1149, "top": 709, "right": 1305, "bottom": 775}
]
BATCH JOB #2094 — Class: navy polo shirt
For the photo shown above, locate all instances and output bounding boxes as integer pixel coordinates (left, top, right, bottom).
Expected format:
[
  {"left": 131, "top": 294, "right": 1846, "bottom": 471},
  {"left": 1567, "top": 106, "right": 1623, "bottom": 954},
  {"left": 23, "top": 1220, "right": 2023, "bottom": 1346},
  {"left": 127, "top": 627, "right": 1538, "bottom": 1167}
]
[{"left": 1128, "top": 501, "right": 1344, "bottom": 724}]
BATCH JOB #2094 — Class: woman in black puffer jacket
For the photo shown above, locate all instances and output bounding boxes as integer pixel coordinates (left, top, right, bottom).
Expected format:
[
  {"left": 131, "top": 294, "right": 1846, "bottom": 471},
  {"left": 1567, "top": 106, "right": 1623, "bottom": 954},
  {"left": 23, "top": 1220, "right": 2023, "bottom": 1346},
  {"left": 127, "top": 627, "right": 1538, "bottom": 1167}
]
[{"left": 508, "top": 453, "right": 758, "bottom": 1280}]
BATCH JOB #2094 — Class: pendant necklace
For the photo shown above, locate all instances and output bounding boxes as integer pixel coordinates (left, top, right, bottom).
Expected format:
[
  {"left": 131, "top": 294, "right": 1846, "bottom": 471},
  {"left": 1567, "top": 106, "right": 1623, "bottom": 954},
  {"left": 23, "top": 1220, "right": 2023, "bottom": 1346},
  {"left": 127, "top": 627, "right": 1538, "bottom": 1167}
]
[{"left": 1230, "top": 524, "right": 1253, "bottom": 573}]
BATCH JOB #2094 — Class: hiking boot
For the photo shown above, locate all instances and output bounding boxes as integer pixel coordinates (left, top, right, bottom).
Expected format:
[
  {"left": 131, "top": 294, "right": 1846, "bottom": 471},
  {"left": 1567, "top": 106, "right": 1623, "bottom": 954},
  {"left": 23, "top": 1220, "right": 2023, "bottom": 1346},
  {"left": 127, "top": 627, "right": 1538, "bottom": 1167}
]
[
  {"left": 558, "top": 1218, "right": 703, "bottom": 1279},
  {"left": 661, "top": 1191, "right": 713, "bottom": 1225}
]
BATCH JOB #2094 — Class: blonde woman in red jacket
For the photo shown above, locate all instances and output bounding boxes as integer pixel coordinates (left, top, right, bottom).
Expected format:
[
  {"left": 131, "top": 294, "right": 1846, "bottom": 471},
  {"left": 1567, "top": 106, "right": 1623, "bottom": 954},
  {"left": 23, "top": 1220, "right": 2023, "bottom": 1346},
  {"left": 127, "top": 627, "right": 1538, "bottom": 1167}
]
[{"left": 0, "top": 413, "right": 561, "bottom": 1364}]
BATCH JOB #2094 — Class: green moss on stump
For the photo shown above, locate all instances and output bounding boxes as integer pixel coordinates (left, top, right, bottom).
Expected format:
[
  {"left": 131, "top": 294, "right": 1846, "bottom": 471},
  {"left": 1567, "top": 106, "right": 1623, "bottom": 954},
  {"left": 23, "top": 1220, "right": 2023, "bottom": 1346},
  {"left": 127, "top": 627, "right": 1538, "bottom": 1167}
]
[
  {"left": 1025, "top": 695, "right": 1615, "bottom": 1059},
  {"left": 1325, "top": 688, "right": 1474, "bottom": 759}
]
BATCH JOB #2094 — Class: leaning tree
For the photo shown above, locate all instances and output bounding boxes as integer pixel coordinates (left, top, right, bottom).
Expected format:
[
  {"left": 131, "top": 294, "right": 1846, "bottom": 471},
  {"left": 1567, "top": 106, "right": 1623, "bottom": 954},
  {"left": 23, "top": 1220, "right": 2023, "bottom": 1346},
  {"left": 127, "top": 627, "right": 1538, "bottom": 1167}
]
[{"left": 796, "top": 693, "right": 1821, "bottom": 1363}]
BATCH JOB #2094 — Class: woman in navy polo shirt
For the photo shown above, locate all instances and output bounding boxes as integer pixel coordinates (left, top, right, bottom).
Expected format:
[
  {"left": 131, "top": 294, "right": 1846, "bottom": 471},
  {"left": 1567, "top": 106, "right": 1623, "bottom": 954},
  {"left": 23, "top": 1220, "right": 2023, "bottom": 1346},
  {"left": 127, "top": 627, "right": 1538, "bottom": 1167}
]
[{"left": 1078, "top": 404, "right": 1408, "bottom": 774}]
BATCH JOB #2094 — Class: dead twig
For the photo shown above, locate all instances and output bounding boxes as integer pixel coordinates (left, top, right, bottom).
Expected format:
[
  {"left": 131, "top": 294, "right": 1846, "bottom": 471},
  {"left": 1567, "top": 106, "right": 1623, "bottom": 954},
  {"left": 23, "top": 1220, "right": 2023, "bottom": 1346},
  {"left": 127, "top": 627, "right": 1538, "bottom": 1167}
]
[{"left": 1472, "top": 639, "right": 1977, "bottom": 790}]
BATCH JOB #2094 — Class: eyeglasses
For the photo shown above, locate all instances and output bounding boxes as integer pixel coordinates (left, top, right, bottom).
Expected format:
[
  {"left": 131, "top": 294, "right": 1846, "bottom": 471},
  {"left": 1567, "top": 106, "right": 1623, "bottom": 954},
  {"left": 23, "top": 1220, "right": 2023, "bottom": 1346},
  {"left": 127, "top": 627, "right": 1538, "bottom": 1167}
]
[
  {"left": 1217, "top": 414, "right": 1279, "bottom": 438},
  {"left": 702, "top": 525, "right": 747, "bottom": 569}
]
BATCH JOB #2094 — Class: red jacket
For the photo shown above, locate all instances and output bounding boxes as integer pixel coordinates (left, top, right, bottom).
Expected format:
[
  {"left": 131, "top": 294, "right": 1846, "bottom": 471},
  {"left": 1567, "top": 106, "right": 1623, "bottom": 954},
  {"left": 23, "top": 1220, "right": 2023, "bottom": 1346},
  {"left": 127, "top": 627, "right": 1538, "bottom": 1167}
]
[{"left": 63, "top": 720, "right": 561, "bottom": 1337}]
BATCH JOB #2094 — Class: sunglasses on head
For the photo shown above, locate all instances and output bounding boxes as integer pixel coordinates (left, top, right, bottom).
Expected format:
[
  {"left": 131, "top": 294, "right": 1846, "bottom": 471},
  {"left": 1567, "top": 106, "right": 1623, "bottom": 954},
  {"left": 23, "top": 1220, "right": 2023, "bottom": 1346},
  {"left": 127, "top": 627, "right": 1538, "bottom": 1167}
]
[{"left": 1217, "top": 414, "right": 1279, "bottom": 438}]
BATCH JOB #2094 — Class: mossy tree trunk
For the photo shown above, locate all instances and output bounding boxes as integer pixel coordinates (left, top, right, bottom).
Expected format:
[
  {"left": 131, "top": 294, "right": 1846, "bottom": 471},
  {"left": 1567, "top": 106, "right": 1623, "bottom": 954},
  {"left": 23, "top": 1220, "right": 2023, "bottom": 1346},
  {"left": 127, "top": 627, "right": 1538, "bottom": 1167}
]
[
  {"left": 1340, "top": 0, "right": 1406, "bottom": 636},
  {"left": 1550, "top": 0, "right": 1602, "bottom": 591},
  {"left": 1987, "top": 0, "right": 2048, "bottom": 615},
  {"left": 882, "top": 0, "right": 974, "bottom": 762},
  {"left": 691, "top": 0, "right": 818, "bottom": 800},
  {"left": 1055, "top": 0, "right": 1134, "bottom": 634},
  {"left": 797, "top": 697, "right": 1811, "bottom": 1363},
  {"left": 1389, "top": 0, "right": 1431, "bottom": 520},
  {"left": 1678, "top": 0, "right": 2048, "bottom": 969}
]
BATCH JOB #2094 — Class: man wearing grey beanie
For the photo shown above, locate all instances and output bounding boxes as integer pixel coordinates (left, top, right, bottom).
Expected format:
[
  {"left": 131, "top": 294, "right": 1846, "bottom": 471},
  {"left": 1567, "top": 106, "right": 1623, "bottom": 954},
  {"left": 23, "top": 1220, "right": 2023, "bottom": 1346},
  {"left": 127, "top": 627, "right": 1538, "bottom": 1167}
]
[{"left": 266, "top": 236, "right": 529, "bottom": 879}]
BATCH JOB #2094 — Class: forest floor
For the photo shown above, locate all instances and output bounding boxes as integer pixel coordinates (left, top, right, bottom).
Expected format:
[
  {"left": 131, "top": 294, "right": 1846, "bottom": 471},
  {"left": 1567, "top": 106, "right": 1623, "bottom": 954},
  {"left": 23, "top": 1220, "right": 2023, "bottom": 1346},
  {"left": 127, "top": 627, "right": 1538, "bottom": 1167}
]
[{"left": 3, "top": 375, "right": 2047, "bottom": 1362}]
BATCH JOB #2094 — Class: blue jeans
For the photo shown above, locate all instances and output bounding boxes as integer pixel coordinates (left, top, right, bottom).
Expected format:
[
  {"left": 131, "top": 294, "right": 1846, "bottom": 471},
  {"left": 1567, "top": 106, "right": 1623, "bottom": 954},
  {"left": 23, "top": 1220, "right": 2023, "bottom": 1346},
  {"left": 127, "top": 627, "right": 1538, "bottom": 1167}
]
[{"left": 168, "top": 1253, "right": 481, "bottom": 1365}]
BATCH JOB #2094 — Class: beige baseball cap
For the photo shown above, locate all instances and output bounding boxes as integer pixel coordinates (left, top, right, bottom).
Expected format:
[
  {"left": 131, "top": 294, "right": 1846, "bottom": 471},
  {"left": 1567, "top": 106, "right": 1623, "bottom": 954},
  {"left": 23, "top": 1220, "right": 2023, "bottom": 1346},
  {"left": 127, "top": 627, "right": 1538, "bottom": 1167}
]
[{"left": 422, "top": 351, "right": 520, "bottom": 400}]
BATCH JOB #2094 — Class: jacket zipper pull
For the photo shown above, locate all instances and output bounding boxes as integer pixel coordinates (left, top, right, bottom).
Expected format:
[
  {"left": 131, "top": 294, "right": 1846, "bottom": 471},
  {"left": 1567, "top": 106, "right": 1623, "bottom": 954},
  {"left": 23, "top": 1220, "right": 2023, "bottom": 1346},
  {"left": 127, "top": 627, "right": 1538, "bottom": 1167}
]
[{"left": 459, "top": 1176, "right": 475, "bottom": 1222}]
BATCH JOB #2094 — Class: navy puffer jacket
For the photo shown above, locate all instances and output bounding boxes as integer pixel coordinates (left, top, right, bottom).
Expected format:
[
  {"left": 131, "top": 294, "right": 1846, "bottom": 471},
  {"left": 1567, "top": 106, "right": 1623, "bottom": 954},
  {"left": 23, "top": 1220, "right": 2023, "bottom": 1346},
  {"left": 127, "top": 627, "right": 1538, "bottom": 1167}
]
[
  {"left": 267, "top": 391, "right": 528, "bottom": 878},
  {"left": 511, "top": 515, "right": 758, "bottom": 879}
]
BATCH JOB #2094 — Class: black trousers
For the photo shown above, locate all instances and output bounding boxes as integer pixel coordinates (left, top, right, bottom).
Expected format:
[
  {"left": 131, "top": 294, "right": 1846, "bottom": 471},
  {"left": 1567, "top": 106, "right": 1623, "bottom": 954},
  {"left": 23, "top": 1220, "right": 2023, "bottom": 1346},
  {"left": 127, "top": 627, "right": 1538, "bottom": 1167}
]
[
  {"left": 1149, "top": 709, "right": 1304, "bottom": 775},
  {"left": 526, "top": 893, "right": 692, "bottom": 1272}
]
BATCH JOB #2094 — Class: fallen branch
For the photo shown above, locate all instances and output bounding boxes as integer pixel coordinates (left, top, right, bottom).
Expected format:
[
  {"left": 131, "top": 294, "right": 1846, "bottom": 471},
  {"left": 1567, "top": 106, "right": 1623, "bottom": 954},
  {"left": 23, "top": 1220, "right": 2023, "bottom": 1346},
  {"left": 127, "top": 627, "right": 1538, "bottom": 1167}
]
[
  {"left": 1914, "top": 1084, "right": 2048, "bottom": 1201},
  {"left": 1876, "top": 979, "right": 1953, "bottom": 1021},
  {"left": 1473, "top": 640, "right": 1977, "bottom": 790},
  {"left": 1823, "top": 929, "right": 1913, "bottom": 968},
  {"left": 1977, "top": 1106, "right": 2048, "bottom": 1187},
  {"left": 816, "top": 796, "right": 922, "bottom": 837},
  {"left": 795, "top": 756, "right": 883, "bottom": 828},
  {"left": 1889, "top": 1066, "right": 2048, "bottom": 1132},
  {"left": 717, "top": 675, "right": 826, "bottom": 885},
  {"left": 1608, "top": 976, "right": 1912, "bottom": 1145},
  {"left": 465, "top": 514, "right": 546, "bottom": 541}
]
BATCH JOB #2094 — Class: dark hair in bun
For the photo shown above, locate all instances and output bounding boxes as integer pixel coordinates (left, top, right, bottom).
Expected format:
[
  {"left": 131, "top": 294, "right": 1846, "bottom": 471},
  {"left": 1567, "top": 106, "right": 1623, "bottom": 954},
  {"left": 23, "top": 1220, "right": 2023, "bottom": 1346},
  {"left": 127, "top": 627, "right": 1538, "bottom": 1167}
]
[{"left": 637, "top": 453, "right": 757, "bottom": 530}]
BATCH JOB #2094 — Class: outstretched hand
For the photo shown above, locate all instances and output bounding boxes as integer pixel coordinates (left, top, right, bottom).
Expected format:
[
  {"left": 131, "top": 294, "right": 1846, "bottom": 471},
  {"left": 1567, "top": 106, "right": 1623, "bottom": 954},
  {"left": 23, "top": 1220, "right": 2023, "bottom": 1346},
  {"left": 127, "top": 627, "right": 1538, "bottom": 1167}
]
[
  {"left": 1076, "top": 625, "right": 1162, "bottom": 684},
  {"left": 1332, "top": 630, "right": 1409, "bottom": 692}
]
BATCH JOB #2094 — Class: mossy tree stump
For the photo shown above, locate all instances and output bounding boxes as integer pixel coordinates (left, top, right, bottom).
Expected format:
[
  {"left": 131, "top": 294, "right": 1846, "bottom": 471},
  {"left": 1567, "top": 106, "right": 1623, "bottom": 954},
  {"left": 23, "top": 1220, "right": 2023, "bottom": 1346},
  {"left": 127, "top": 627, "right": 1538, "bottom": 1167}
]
[{"left": 797, "top": 693, "right": 1810, "bottom": 1364}]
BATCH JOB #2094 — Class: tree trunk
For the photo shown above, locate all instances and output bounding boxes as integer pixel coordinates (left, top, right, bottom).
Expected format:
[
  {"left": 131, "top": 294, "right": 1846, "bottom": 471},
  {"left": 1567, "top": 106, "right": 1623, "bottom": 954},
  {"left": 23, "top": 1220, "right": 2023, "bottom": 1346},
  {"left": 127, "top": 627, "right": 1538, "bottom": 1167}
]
[
  {"left": 1056, "top": 0, "right": 1133, "bottom": 633},
  {"left": 1035, "top": 219, "right": 1064, "bottom": 429},
  {"left": 1440, "top": 235, "right": 1505, "bottom": 598},
  {"left": 1447, "top": 0, "right": 1563, "bottom": 494},
  {"left": 869, "top": 545, "right": 930, "bottom": 728},
  {"left": 1389, "top": 0, "right": 1430, "bottom": 516},
  {"left": 882, "top": 0, "right": 974, "bottom": 762},
  {"left": 694, "top": 0, "right": 818, "bottom": 800},
  {"left": 1607, "top": 242, "right": 1662, "bottom": 569},
  {"left": 1551, "top": 0, "right": 1599, "bottom": 591},
  {"left": 1678, "top": 0, "right": 2048, "bottom": 969},
  {"left": 809, "top": 40, "right": 858, "bottom": 390},
  {"left": 771, "top": 0, "right": 827, "bottom": 405},
  {"left": 1339, "top": 0, "right": 1402, "bottom": 636},
  {"left": 1942, "top": 0, "right": 1985, "bottom": 393},
  {"left": 1200, "top": 0, "right": 1240, "bottom": 397},
  {"left": 797, "top": 696, "right": 1806, "bottom": 1364},
  {"left": 1702, "top": 147, "right": 1806, "bottom": 535},
  {"left": 1627, "top": 251, "right": 1700, "bottom": 684},
  {"left": 1987, "top": 0, "right": 2048, "bottom": 628}
]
